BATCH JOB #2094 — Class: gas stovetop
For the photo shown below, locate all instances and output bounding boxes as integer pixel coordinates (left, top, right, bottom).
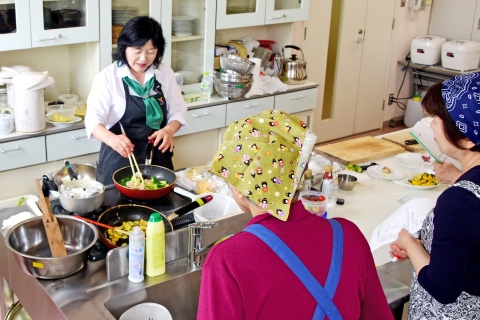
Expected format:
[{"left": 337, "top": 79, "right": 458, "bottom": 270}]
[{"left": 49, "top": 184, "right": 195, "bottom": 260}]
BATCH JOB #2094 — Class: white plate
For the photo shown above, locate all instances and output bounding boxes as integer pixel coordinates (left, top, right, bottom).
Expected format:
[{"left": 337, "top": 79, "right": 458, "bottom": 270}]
[
  {"left": 47, "top": 116, "right": 82, "bottom": 127},
  {"left": 394, "top": 152, "right": 434, "bottom": 170},
  {"left": 367, "top": 165, "right": 405, "bottom": 180},
  {"left": 119, "top": 303, "right": 172, "bottom": 320},
  {"left": 393, "top": 170, "right": 440, "bottom": 190}
]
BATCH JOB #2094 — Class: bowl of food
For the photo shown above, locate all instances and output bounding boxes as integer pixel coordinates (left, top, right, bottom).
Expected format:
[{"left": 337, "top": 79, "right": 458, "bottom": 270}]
[
  {"left": 299, "top": 190, "right": 327, "bottom": 217},
  {"left": 338, "top": 174, "right": 358, "bottom": 191},
  {"left": 45, "top": 104, "right": 76, "bottom": 122}
]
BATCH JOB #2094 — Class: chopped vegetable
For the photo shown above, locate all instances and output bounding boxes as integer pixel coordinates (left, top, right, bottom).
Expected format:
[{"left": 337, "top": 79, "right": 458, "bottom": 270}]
[
  {"left": 346, "top": 164, "right": 362, "bottom": 173},
  {"left": 106, "top": 218, "right": 149, "bottom": 246},
  {"left": 408, "top": 172, "right": 439, "bottom": 186},
  {"left": 118, "top": 175, "right": 170, "bottom": 191}
]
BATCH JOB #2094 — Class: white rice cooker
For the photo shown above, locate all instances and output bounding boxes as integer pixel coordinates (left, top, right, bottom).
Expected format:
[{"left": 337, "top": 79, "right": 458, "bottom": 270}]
[
  {"left": 410, "top": 36, "right": 446, "bottom": 65},
  {"left": 442, "top": 40, "right": 480, "bottom": 71}
]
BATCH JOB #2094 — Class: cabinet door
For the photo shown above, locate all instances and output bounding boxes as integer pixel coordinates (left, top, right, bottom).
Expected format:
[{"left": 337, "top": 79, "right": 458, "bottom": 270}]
[
  {"left": 46, "top": 129, "right": 101, "bottom": 161},
  {"left": 471, "top": 2, "right": 480, "bottom": 41},
  {"left": 274, "top": 88, "right": 318, "bottom": 114},
  {"left": 428, "top": 0, "right": 477, "bottom": 40},
  {"left": 30, "top": 0, "right": 99, "bottom": 48},
  {"left": 216, "top": 0, "right": 266, "bottom": 29},
  {"left": 226, "top": 96, "right": 274, "bottom": 123},
  {"left": 0, "top": 0, "right": 31, "bottom": 51},
  {"left": 265, "top": 0, "right": 310, "bottom": 25},
  {"left": 0, "top": 137, "right": 46, "bottom": 172},
  {"left": 175, "top": 104, "right": 226, "bottom": 137}
]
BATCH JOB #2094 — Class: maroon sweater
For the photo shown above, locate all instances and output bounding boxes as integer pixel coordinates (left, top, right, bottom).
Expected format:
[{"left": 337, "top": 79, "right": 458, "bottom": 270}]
[{"left": 197, "top": 201, "right": 393, "bottom": 320}]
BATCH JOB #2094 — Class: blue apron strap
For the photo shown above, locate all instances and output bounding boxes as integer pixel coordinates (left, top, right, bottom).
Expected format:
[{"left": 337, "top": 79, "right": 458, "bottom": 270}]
[{"left": 244, "top": 224, "right": 343, "bottom": 320}]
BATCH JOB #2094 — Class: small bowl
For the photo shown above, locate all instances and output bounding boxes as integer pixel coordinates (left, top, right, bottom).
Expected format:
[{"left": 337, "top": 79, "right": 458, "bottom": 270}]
[
  {"left": 338, "top": 174, "right": 357, "bottom": 191},
  {"left": 46, "top": 104, "right": 76, "bottom": 122},
  {"left": 299, "top": 190, "right": 327, "bottom": 217}
]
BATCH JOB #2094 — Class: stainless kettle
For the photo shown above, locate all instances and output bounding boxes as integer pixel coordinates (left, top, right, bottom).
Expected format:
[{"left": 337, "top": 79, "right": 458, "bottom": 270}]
[{"left": 278, "top": 45, "right": 307, "bottom": 85}]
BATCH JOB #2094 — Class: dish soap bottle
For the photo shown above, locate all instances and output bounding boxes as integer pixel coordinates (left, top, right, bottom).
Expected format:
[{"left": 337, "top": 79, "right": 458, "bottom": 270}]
[
  {"left": 128, "top": 226, "right": 145, "bottom": 283},
  {"left": 146, "top": 213, "right": 165, "bottom": 277},
  {"left": 321, "top": 165, "right": 335, "bottom": 208}
]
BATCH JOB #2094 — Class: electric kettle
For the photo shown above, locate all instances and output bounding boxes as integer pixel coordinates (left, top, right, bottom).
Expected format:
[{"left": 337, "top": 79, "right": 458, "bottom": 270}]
[
  {"left": 0, "top": 107, "right": 14, "bottom": 135},
  {"left": 278, "top": 45, "right": 307, "bottom": 85}
]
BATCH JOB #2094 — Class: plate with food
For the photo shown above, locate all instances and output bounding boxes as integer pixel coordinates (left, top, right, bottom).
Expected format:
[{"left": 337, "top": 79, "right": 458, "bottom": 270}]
[
  {"left": 367, "top": 165, "right": 405, "bottom": 180},
  {"left": 47, "top": 116, "right": 82, "bottom": 127},
  {"left": 394, "top": 152, "right": 434, "bottom": 170},
  {"left": 393, "top": 170, "right": 440, "bottom": 190}
]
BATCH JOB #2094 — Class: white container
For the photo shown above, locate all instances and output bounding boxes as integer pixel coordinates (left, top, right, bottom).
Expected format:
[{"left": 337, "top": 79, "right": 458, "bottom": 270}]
[
  {"left": 411, "top": 36, "right": 446, "bottom": 65},
  {"left": 442, "top": 40, "right": 480, "bottom": 71},
  {"left": 128, "top": 226, "right": 145, "bottom": 283},
  {"left": 404, "top": 96, "right": 424, "bottom": 128}
]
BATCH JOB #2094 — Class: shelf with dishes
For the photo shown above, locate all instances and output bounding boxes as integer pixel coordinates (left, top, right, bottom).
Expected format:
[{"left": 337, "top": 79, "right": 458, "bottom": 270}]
[{"left": 171, "top": 34, "right": 204, "bottom": 42}]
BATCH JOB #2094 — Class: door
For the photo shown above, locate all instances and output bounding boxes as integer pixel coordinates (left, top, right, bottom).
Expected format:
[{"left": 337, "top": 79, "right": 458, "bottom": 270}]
[
  {"left": 0, "top": 0, "right": 31, "bottom": 51},
  {"left": 216, "top": 0, "right": 266, "bottom": 29},
  {"left": 313, "top": 0, "right": 394, "bottom": 142},
  {"left": 30, "top": 0, "right": 99, "bottom": 48},
  {"left": 265, "top": 0, "right": 310, "bottom": 25}
]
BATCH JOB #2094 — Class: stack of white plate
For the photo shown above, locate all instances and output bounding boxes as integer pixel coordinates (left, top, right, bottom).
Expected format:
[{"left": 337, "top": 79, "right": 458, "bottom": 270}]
[
  {"left": 112, "top": 7, "right": 138, "bottom": 25},
  {"left": 172, "top": 16, "right": 196, "bottom": 36}
]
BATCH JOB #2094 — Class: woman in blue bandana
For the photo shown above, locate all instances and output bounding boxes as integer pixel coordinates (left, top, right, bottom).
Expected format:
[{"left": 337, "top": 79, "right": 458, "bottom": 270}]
[
  {"left": 86, "top": 16, "right": 187, "bottom": 185},
  {"left": 392, "top": 73, "right": 480, "bottom": 319}
]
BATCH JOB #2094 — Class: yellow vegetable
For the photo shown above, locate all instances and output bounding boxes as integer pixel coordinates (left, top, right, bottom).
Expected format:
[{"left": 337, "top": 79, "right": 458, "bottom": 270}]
[{"left": 407, "top": 173, "right": 439, "bottom": 186}]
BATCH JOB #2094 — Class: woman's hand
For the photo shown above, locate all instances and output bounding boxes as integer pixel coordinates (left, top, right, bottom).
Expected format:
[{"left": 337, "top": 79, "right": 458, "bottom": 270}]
[
  {"left": 148, "top": 121, "right": 181, "bottom": 153},
  {"left": 389, "top": 243, "right": 409, "bottom": 262},
  {"left": 433, "top": 162, "right": 462, "bottom": 185},
  {"left": 393, "top": 229, "right": 430, "bottom": 275},
  {"left": 106, "top": 134, "right": 134, "bottom": 158}
]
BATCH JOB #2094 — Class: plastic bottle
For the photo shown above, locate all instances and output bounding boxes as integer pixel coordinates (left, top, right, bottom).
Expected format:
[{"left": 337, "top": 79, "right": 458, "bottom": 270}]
[
  {"left": 201, "top": 71, "right": 212, "bottom": 102},
  {"left": 303, "top": 169, "right": 313, "bottom": 192},
  {"left": 146, "top": 213, "right": 165, "bottom": 277},
  {"left": 321, "top": 165, "right": 335, "bottom": 208},
  {"left": 228, "top": 45, "right": 237, "bottom": 55},
  {"left": 404, "top": 95, "right": 424, "bottom": 128},
  {"left": 128, "top": 226, "right": 145, "bottom": 283}
]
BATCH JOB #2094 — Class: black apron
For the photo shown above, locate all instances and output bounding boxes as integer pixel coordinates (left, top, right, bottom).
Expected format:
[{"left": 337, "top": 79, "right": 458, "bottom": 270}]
[{"left": 97, "top": 79, "right": 173, "bottom": 185}]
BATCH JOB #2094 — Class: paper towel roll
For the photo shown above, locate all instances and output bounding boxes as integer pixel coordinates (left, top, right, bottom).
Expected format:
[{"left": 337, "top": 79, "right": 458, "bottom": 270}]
[{"left": 245, "top": 58, "right": 263, "bottom": 98}]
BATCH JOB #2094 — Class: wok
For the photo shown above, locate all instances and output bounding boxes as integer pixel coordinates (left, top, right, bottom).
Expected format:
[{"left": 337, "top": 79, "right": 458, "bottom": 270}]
[
  {"left": 97, "top": 204, "right": 173, "bottom": 249},
  {"left": 113, "top": 165, "right": 176, "bottom": 201}
]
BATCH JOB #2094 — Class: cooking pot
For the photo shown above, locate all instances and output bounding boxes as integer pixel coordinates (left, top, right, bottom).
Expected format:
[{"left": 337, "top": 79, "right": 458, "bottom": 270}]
[
  {"left": 0, "top": 107, "right": 14, "bottom": 135},
  {"left": 278, "top": 45, "right": 307, "bottom": 85},
  {"left": 58, "top": 179, "right": 105, "bottom": 215},
  {"left": 113, "top": 165, "right": 176, "bottom": 201},
  {"left": 5, "top": 215, "right": 98, "bottom": 279}
]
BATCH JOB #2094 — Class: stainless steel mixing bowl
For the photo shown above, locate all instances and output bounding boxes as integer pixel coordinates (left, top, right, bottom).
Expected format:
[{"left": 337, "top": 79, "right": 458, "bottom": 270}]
[
  {"left": 54, "top": 163, "right": 97, "bottom": 188},
  {"left": 6, "top": 215, "right": 98, "bottom": 279},
  {"left": 220, "top": 54, "right": 256, "bottom": 75},
  {"left": 213, "top": 79, "right": 252, "bottom": 100},
  {"left": 213, "top": 70, "right": 253, "bottom": 84}
]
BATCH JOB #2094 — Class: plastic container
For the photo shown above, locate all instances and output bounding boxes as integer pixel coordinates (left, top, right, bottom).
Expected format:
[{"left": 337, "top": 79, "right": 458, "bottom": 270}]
[
  {"left": 410, "top": 36, "right": 446, "bottom": 65},
  {"left": 200, "top": 71, "right": 212, "bottom": 102},
  {"left": 299, "top": 190, "right": 327, "bottom": 218},
  {"left": 404, "top": 95, "right": 424, "bottom": 127},
  {"left": 45, "top": 104, "right": 76, "bottom": 122},
  {"left": 128, "top": 226, "right": 145, "bottom": 283},
  {"left": 442, "top": 40, "right": 480, "bottom": 71},
  {"left": 146, "top": 213, "right": 165, "bottom": 277}
]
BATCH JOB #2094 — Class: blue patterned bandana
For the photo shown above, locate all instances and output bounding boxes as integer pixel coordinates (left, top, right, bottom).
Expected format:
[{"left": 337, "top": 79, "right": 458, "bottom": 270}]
[{"left": 442, "top": 72, "right": 480, "bottom": 146}]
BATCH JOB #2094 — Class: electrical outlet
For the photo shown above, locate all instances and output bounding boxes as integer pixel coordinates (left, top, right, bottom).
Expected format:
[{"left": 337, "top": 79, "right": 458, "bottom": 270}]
[{"left": 388, "top": 94, "right": 395, "bottom": 105}]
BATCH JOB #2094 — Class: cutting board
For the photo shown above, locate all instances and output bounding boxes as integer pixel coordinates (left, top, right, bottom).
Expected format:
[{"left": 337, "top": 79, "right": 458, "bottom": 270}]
[
  {"left": 314, "top": 136, "right": 405, "bottom": 165},
  {"left": 382, "top": 131, "right": 425, "bottom": 152}
]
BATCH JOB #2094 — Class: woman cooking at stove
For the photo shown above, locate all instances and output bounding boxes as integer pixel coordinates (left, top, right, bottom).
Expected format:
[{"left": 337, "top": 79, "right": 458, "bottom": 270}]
[
  {"left": 391, "top": 73, "right": 480, "bottom": 319},
  {"left": 85, "top": 16, "right": 187, "bottom": 185}
]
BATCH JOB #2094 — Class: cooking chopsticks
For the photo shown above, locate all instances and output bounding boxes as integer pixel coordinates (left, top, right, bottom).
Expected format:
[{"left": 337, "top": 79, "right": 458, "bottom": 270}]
[{"left": 118, "top": 122, "right": 144, "bottom": 184}]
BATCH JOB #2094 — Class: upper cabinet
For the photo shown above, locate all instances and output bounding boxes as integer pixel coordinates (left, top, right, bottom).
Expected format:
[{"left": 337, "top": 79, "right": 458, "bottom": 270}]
[
  {"left": 0, "top": 0, "right": 99, "bottom": 52},
  {"left": 216, "top": 0, "right": 310, "bottom": 30}
]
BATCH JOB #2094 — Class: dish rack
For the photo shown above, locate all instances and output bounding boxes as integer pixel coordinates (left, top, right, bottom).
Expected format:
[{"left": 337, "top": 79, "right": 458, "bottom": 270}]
[{"left": 0, "top": 195, "right": 39, "bottom": 210}]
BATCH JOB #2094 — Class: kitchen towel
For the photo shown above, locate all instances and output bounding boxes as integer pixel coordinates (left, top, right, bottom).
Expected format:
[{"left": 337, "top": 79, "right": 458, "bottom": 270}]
[{"left": 245, "top": 58, "right": 263, "bottom": 98}]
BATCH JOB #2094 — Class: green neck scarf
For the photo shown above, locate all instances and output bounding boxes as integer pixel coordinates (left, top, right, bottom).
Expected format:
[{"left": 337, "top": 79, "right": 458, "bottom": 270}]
[{"left": 122, "top": 75, "right": 164, "bottom": 130}]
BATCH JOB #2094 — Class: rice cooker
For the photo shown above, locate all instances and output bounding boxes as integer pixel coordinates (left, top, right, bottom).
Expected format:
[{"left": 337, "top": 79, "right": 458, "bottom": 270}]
[
  {"left": 442, "top": 40, "right": 480, "bottom": 71},
  {"left": 410, "top": 36, "right": 446, "bottom": 65}
]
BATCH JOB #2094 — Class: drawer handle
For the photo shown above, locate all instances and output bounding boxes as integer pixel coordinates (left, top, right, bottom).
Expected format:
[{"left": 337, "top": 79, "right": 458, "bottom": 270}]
[
  {"left": 192, "top": 112, "right": 210, "bottom": 118},
  {"left": 35, "top": 34, "right": 62, "bottom": 42},
  {"left": 244, "top": 103, "right": 259, "bottom": 108},
  {"left": 0, "top": 146, "right": 20, "bottom": 153},
  {"left": 71, "top": 135, "right": 87, "bottom": 140},
  {"left": 290, "top": 95, "right": 305, "bottom": 100},
  {"left": 267, "top": 14, "right": 287, "bottom": 20}
]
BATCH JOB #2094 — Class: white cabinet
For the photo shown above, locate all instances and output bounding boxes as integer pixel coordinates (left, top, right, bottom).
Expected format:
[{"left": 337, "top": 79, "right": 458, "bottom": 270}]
[
  {"left": 46, "top": 129, "right": 101, "bottom": 161},
  {"left": 0, "top": 137, "right": 46, "bottom": 172},
  {"left": 274, "top": 88, "right": 318, "bottom": 115},
  {"left": 175, "top": 104, "right": 227, "bottom": 137},
  {"left": 225, "top": 96, "right": 274, "bottom": 123},
  {"left": 0, "top": 0, "right": 99, "bottom": 52},
  {"left": 216, "top": 0, "right": 310, "bottom": 30}
]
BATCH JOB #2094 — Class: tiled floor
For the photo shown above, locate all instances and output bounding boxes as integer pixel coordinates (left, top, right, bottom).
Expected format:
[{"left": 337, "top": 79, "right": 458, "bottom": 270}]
[{"left": 314, "top": 124, "right": 407, "bottom": 148}]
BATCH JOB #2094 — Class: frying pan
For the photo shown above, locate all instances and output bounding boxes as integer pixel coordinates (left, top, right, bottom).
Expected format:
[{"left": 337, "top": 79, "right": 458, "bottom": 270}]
[
  {"left": 113, "top": 165, "right": 176, "bottom": 201},
  {"left": 97, "top": 204, "right": 173, "bottom": 249}
]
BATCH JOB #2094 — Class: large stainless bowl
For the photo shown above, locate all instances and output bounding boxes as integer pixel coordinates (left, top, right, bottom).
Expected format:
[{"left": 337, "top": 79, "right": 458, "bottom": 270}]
[
  {"left": 213, "top": 70, "right": 253, "bottom": 84},
  {"left": 6, "top": 215, "right": 98, "bottom": 279},
  {"left": 54, "top": 163, "right": 96, "bottom": 188},
  {"left": 214, "top": 79, "right": 252, "bottom": 100},
  {"left": 220, "top": 54, "right": 256, "bottom": 74}
]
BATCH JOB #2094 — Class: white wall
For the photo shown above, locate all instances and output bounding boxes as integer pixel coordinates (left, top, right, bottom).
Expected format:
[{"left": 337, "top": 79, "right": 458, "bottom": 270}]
[{"left": 382, "top": 3, "right": 431, "bottom": 122}]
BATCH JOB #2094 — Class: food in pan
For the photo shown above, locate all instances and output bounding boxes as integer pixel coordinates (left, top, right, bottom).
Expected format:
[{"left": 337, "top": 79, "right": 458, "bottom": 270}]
[
  {"left": 107, "top": 219, "right": 148, "bottom": 246},
  {"left": 408, "top": 172, "right": 439, "bottom": 186},
  {"left": 118, "top": 173, "right": 170, "bottom": 191},
  {"left": 381, "top": 166, "right": 392, "bottom": 174}
]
